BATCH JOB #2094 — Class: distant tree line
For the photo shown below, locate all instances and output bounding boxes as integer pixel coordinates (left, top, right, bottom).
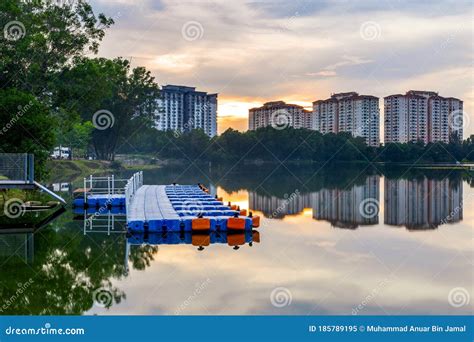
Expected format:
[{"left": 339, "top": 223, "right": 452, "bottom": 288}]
[{"left": 118, "top": 126, "right": 474, "bottom": 164}]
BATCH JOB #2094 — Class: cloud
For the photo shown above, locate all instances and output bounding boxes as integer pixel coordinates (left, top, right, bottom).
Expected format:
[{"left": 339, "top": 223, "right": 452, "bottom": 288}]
[
  {"left": 89, "top": 0, "right": 474, "bottom": 135},
  {"left": 306, "top": 70, "right": 337, "bottom": 77}
]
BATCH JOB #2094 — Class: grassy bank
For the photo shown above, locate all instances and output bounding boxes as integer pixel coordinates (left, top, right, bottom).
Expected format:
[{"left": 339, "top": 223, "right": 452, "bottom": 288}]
[
  {"left": 47, "top": 159, "right": 162, "bottom": 182},
  {"left": 47, "top": 159, "right": 116, "bottom": 182}
]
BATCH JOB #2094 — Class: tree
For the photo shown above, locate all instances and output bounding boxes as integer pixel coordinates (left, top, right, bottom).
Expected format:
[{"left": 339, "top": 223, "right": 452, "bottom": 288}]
[
  {"left": 0, "top": 0, "right": 114, "bottom": 169},
  {"left": 0, "top": 89, "right": 55, "bottom": 178},
  {"left": 0, "top": 0, "right": 113, "bottom": 97},
  {"left": 56, "top": 58, "right": 160, "bottom": 160},
  {"left": 56, "top": 121, "right": 94, "bottom": 158}
]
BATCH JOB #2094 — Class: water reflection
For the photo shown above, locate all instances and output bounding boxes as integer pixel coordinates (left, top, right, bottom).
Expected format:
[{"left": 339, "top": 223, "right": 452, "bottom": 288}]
[
  {"left": 384, "top": 178, "right": 463, "bottom": 230},
  {"left": 0, "top": 233, "right": 34, "bottom": 264},
  {"left": 247, "top": 174, "right": 463, "bottom": 230},
  {"left": 128, "top": 231, "right": 260, "bottom": 250},
  {"left": 0, "top": 165, "right": 471, "bottom": 315},
  {"left": 311, "top": 175, "right": 380, "bottom": 229}
]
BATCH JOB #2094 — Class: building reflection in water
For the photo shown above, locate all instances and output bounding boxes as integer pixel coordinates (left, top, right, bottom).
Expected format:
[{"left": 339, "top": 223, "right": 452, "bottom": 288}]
[
  {"left": 248, "top": 175, "right": 463, "bottom": 230},
  {"left": 249, "top": 190, "right": 311, "bottom": 219},
  {"left": 249, "top": 175, "right": 380, "bottom": 229},
  {"left": 384, "top": 177, "right": 462, "bottom": 230},
  {"left": 312, "top": 176, "right": 380, "bottom": 229}
]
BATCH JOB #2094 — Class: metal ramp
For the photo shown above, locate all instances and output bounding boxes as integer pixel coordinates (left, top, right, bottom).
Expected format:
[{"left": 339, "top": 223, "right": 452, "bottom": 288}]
[{"left": 0, "top": 153, "right": 66, "bottom": 204}]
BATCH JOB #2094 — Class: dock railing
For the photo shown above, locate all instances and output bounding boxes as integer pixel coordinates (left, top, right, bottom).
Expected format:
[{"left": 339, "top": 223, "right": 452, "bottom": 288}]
[
  {"left": 83, "top": 174, "right": 133, "bottom": 203},
  {"left": 84, "top": 212, "right": 127, "bottom": 235},
  {"left": 124, "top": 171, "right": 143, "bottom": 215}
]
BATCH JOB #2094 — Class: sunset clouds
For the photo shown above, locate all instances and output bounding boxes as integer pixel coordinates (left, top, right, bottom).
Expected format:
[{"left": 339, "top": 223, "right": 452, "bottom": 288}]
[{"left": 91, "top": 0, "right": 473, "bottom": 134}]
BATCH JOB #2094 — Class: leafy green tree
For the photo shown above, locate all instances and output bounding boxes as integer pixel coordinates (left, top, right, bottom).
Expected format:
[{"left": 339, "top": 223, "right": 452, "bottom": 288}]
[
  {"left": 55, "top": 57, "right": 160, "bottom": 160},
  {"left": 0, "top": 0, "right": 113, "bottom": 97},
  {"left": 0, "top": 0, "right": 114, "bottom": 170},
  {"left": 0, "top": 89, "right": 55, "bottom": 178},
  {"left": 56, "top": 121, "right": 94, "bottom": 158}
]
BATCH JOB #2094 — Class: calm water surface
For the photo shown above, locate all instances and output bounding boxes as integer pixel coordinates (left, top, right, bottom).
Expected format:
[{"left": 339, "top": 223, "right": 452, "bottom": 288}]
[{"left": 1, "top": 164, "right": 473, "bottom": 315}]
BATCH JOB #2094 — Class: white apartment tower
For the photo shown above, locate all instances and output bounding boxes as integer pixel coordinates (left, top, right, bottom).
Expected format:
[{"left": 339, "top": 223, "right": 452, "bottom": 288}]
[
  {"left": 248, "top": 101, "right": 312, "bottom": 130},
  {"left": 157, "top": 85, "right": 218, "bottom": 137},
  {"left": 312, "top": 92, "right": 380, "bottom": 147},
  {"left": 384, "top": 90, "right": 462, "bottom": 144}
]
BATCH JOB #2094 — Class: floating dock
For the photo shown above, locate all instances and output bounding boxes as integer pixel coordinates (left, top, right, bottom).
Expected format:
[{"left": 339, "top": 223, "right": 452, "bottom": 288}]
[
  {"left": 73, "top": 172, "right": 260, "bottom": 233},
  {"left": 128, "top": 230, "right": 260, "bottom": 248}
]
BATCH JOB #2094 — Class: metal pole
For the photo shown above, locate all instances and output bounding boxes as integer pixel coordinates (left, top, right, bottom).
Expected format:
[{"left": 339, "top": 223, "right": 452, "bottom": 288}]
[
  {"left": 83, "top": 177, "right": 87, "bottom": 204},
  {"left": 24, "top": 153, "right": 28, "bottom": 182},
  {"left": 28, "top": 154, "right": 34, "bottom": 183},
  {"left": 112, "top": 174, "right": 115, "bottom": 194}
]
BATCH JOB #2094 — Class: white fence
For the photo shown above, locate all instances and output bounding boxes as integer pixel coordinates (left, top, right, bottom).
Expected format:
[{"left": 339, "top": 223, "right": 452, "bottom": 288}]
[
  {"left": 124, "top": 171, "right": 143, "bottom": 215},
  {"left": 83, "top": 172, "right": 143, "bottom": 206}
]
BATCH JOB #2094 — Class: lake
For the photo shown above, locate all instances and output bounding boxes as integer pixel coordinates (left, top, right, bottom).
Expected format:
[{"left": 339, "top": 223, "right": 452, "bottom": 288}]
[{"left": 0, "top": 163, "right": 472, "bottom": 315}]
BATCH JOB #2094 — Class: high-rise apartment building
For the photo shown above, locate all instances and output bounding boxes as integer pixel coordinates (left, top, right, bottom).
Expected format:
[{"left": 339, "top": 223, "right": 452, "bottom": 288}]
[
  {"left": 384, "top": 90, "right": 462, "bottom": 144},
  {"left": 248, "top": 101, "right": 312, "bottom": 130},
  {"left": 156, "top": 85, "right": 218, "bottom": 137},
  {"left": 312, "top": 92, "right": 380, "bottom": 147}
]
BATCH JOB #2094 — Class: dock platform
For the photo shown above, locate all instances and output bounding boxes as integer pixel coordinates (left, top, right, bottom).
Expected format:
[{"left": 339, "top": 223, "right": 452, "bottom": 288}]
[
  {"left": 127, "top": 184, "right": 257, "bottom": 232},
  {"left": 73, "top": 173, "right": 260, "bottom": 233}
]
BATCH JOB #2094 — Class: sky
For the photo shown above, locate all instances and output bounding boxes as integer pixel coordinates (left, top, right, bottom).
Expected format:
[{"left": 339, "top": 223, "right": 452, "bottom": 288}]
[{"left": 90, "top": 0, "right": 473, "bottom": 135}]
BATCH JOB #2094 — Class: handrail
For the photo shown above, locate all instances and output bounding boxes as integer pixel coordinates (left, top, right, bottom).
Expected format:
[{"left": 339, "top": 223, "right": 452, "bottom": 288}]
[
  {"left": 83, "top": 174, "right": 132, "bottom": 200},
  {"left": 82, "top": 171, "right": 143, "bottom": 212},
  {"left": 124, "top": 171, "right": 143, "bottom": 216}
]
